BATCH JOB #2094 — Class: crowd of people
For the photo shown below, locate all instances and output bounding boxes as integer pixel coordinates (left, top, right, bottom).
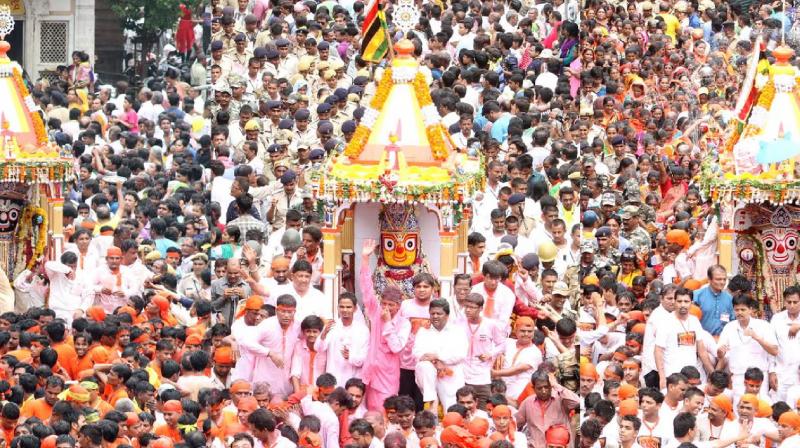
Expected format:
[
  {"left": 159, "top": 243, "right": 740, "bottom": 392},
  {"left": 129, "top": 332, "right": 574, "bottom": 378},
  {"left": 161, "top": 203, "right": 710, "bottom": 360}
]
[
  {"left": 577, "top": 0, "right": 800, "bottom": 448},
  {"left": 0, "top": 0, "right": 597, "bottom": 448}
]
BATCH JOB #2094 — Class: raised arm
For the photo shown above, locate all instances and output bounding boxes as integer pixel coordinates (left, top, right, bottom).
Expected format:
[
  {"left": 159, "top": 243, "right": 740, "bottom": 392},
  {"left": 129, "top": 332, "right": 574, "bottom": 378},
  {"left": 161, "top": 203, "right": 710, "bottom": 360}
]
[{"left": 359, "top": 239, "right": 379, "bottom": 315}]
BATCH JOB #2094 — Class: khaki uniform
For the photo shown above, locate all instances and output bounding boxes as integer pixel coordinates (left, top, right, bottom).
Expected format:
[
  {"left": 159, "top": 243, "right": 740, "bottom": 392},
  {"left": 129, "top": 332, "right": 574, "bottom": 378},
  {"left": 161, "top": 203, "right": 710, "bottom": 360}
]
[{"left": 267, "top": 189, "right": 304, "bottom": 231}]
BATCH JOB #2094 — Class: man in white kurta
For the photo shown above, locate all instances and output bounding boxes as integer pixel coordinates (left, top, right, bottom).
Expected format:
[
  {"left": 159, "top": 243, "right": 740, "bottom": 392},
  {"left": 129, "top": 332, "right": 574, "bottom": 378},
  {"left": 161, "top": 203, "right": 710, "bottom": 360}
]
[
  {"left": 45, "top": 252, "right": 90, "bottom": 326},
  {"left": 770, "top": 287, "right": 800, "bottom": 402},
  {"left": 412, "top": 299, "right": 469, "bottom": 411},
  {"left": 320, "top": 295, "right": 369, "bottom": 386}
]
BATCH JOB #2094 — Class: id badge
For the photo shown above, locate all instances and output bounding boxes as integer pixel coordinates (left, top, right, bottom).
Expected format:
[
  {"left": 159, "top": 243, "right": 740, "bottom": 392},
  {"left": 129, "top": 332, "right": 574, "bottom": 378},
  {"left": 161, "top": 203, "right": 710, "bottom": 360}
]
[{"left": 720, "top": 313, "right": 730, "bottom": 322}]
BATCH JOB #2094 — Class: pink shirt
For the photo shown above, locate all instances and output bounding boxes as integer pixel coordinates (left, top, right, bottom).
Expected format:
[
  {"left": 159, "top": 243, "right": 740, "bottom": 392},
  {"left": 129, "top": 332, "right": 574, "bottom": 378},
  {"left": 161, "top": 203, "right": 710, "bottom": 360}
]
[
  {"left": 470, "top": 282, "right": 516, "bottom": 333},
  {"left": 399, "top": 299, "right": 431, "bottom": 370},
  {"left": 92, "top": 265, "right": 133, "bottom": 313},
  {"left": 459, "top": 317, "right": 507, "bottom": 385},
  {"left": 360, "top": 264, "right": 411, "bottom": 394},
  {"left": 238, "top": 316, "right": 301, "bottom": 397},
  {"left": 231, "top": 318, "right": 265, "bottom": 382},
  {"left": 291, "top": 339, "right": 327, "bottom": 387}
]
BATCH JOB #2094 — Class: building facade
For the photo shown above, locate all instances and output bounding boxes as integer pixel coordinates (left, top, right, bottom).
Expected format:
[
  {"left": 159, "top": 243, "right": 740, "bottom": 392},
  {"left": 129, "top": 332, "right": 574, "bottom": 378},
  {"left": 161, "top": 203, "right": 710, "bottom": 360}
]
[{"left": 2, "top": 0, "right": 96, "bottom": 82}]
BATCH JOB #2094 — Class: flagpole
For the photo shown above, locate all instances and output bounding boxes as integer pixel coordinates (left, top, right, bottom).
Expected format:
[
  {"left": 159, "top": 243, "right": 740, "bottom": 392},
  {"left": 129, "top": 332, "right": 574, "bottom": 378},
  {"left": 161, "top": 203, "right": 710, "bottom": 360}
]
[{"left": 381, "top": 2, "right": 395, "bottom": 61}]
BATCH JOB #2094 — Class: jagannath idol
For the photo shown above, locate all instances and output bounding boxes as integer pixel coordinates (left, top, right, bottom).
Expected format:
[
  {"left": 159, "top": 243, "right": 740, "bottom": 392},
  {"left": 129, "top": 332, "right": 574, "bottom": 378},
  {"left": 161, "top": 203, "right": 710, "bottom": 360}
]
[{"left": 372, "top": 203, "right": 431, "bottom": 298}]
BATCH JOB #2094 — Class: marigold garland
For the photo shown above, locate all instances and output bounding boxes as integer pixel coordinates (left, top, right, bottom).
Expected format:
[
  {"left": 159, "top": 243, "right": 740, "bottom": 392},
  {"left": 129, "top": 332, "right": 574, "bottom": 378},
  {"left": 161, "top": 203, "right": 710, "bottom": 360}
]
[
  {"left": 426, "top": 124, "right": 449, "bottom": 161},
  {"left": 413, "top": 73, "right": 433, "bottom": 106},
  {"left": 344, "top": 69, "right": 395, "bottom": 158},
  {"left": 13, "top": 205, "right": 47, "bottom": 275},
  {"left": 757, "top": 81, "right": 775, "bottom": 109},
  {"left": 11, "top": 68, "right": 47, "bottom": 145}
]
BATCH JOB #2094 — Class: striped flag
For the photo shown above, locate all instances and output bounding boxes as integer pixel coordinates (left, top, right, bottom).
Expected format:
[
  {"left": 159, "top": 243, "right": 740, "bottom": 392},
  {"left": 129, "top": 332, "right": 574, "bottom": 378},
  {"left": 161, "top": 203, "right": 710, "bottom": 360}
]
[{"left": 360, "top": 0, "right": 389, "bottom": 63}]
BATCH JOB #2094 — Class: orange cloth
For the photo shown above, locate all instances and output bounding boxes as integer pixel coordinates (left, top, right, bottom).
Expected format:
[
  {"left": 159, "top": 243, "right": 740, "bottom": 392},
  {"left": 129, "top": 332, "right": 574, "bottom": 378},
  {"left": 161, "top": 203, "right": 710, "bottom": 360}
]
[
  {"left": 154, "top": 425, "right": 182, "bottom": 444},
  {"left": 712, "top": 394, "right": 734, "bottom": 420},
  {"left": 53, "top": 341, "right": 79, "bottom": 380},
  {"left": 440, "top": 426, "right": 482, "bottom": 448},
  {"left": 666, "top": 229, "right": 690, "bottom": 249},
  {"left": 235, "top": 295, "right": 264, "bottom": 319},
  {"left": 467, "top": 418, "right": 489, "bottom": 437},
  {"left": 619, "top": 399, "right": 639, "bottom": 416},
  {"left": 580, "top": 362, "right": 599, "bottom": 379},
  {"left": 779, "top": 411, "right": 800, "bottom": 430},
  {"left": 490, "top": 405, "right": 516, "bottom": 442},
  {"left": 545, "top": 425, "right": 571, "bottom": 445},
  {"left": 20, "top": 398, "right": 53, "bottom": 420},
  {"left": 618, "top": 384, "right": 638, "bottom": 401},
  {"left": 483, "top": 287, "right": 495, "bottom": 318},
  {"left": 442, "top": 412, "right": 464, "bottom": 428},
  {"left": 102, "top": 385, "right": 129, "bottom": 407}
]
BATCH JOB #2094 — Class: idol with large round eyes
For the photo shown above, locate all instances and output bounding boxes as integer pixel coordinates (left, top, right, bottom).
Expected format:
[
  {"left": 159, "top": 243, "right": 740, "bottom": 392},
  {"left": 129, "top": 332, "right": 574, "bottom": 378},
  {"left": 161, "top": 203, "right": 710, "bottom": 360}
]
[
  {"left": 0, "top": 199, "right": 22, "bottom": 233},
  {"left": 761, "top": 228, "right": 799, "bottom": 267}
]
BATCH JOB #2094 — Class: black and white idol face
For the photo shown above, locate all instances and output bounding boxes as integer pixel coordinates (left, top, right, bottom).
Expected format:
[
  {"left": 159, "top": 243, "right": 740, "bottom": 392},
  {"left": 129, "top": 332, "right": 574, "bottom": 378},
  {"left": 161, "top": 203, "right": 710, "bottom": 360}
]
[{"left": 0, "top": 199, "right": 22, "bottom": 233}]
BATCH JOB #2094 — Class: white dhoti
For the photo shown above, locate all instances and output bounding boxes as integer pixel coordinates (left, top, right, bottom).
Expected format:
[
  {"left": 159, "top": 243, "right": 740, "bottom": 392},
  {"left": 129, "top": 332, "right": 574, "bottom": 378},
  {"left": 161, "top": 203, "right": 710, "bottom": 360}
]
[{"left": 414, "top": 361, "right": 464, "bottom": 411}]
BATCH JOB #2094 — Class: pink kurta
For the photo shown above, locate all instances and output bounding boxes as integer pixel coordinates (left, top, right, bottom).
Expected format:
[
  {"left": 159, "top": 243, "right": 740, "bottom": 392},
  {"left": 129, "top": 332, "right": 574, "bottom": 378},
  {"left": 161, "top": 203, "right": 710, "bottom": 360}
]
[
  {"left": 91, "top": 266, "right": 133, "bottom": 313},
  {"left": 238, "top": 316, "right": 301, "bottom": 397},
  {"left": 290, "top": 339, "right": 328, "bottom": 387},
  {"left": 360, "top": 265, "right": 411, "bottom": 398}
]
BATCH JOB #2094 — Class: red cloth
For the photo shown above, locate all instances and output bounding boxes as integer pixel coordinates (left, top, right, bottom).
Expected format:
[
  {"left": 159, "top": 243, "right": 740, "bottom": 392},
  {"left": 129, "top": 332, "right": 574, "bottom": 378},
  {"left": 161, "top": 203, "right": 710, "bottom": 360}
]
[{"left": 176, "top": 4, "right": 195, "bottom": 53}]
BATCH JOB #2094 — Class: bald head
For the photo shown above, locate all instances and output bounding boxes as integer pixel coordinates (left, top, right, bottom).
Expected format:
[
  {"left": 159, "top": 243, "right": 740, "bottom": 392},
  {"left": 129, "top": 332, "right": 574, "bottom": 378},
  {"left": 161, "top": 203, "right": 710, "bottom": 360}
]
[
  {"left": 384, "top": 432, "right": 406, "bottom": 448},
  {"left": 364, "top": 411, "right": 386, "bottom": 439}
]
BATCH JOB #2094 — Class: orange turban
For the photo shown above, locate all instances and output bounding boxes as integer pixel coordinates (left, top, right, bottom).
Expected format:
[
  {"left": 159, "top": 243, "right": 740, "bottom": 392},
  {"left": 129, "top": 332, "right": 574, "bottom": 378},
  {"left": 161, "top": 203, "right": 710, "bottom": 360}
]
[
  {"left": 214, "top": 346, "right": 235, "bottom": 364},
  {"left": 631, "top": 323, "right": 647, "bottom": 334},
  {"left": 271, "top": 257, "right": 291, "bottom": 270},
  {"left": 712, "top": 394, "right": 734, "bottom": 421},
  {"left": 185, "top": 334, "right": 202, "bottom": 346},
  {"left": 117, "top": 306, "right": 137, "bottom": 319},
  {"left": 236, "top": 295, "right": 264, "bottom": 319},
  {"left": 580, "top": 362, "right": 599, "bottom": 379},
  {"left": 87, "top": 306, "right": 106, "bottom": 322},
  {"left": 442, "top": 412, "right": 465, "bottom": 428},
  {"left": 491, "top": 405, "right": 513, "bottom": 418},
  {"left": 230, "top": 381, "right": 252, "bottom": 393},
  {"left": 545, "top": 425, "right": 571, "bottom": 446},
  {"left": 757, "top": 399, "right": 773, "bottom": 418},
  {"left": 237, "top": 396, "right": 258, "bottom": 411},
  {"left": 107, "top": 246, "right": 123, "bottom": 257},
  {"left": 689, "top": 304, "right": 703, "bottom": 319},
  {"left": 440, "top": 426, "right": 482, "bottom": 448},
  {"left": 779, "top": 411, "right": 800, "bottom": 430},
  {"left": 514, "top": 316, "right": 535, "bottom": 334},
  {"left": 619, "top": 399, "right": 639, "bottom": 416},
  {"left": 163, "top": 400, "right": 182, "bottom": 413},
  {"left": 467, "top": 418, "right": 489, "bottom": 437},
  {"left": 62, "top": 384, "right": 90, "bottom": 403},
  {"left": 619, "top": 384, "right": 639, "bottom": 401},
  {"left": 491, "top": 405, "right": 517, "bottom": 442},
  {"left": 666, "top": 230, "right": 690, "bottom": 249},
  {"left": 740, "top": 394, "right": 759, "bottom": 410}
]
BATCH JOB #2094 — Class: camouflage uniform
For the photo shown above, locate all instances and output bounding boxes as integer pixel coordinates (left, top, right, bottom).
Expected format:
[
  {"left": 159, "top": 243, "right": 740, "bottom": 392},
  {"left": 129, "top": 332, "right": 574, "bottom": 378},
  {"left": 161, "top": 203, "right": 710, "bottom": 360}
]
[
  {"left": 621, "top": 226, "right": 652, "bottom": 254},
  {"left": 556, "top": 349, "right": 579, "bottom": 393}
]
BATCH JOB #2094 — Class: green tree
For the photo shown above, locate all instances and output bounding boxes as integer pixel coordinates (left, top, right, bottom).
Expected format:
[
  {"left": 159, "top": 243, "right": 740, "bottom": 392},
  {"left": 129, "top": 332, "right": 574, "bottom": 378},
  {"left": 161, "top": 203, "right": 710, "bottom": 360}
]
[{"left": 111, "top": 0, "right": 202, "bottom": 75}]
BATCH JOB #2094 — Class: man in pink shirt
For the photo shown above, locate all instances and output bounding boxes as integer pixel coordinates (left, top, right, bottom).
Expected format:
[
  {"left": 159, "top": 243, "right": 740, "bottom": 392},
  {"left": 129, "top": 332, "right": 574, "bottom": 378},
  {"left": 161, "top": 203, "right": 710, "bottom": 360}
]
[
  {"left": 399, "top": 272, "right": 437, "bottom": 411},
  {"left": 238, "top": 294, "right": 301, "bottom": 398},
  {"left": 230, "top": 295, "right": 267, "bottom": 382},
  {"left": 460, "top": 292, "right": 506, "bottom": 408},
  {"left": 470, "top": 261, "right": 516, "bottom": 333},
  {"left": 360, "top": 239, "right": 411, "bottom": 412},
  {"left": 92, "top": 246, "right": 133, "bottom": 313}
]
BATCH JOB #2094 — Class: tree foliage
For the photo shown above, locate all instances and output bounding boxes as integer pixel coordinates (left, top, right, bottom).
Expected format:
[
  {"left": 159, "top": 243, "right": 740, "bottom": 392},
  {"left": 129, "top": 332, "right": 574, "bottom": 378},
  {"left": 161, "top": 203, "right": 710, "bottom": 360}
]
[{"left": 111, "top": 0, "right": 202, "bottom": 46}]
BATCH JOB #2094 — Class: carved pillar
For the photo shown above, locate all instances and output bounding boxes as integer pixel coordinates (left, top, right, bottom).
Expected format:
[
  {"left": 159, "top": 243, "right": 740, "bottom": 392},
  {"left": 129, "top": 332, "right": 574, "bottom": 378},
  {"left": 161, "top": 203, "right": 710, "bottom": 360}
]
[
  {"left": 439, "top": 231, "right": 456, "bottom": 298},
  {"left": 322, "top": 227, "right": 340, "bottom": 319}
]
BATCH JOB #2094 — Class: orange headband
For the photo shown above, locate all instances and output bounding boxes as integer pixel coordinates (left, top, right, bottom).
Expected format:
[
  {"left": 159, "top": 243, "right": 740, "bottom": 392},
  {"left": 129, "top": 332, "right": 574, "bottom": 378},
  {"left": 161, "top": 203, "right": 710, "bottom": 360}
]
[
  {"left": 780, "top": 411, "right": 800, "bottom": 430},
  {"left": 276, "top": 304, "right": 296, "bottom": 311},
  {"left": 712, "top": 394, "right": 734, "bottom": 421},
  {"left": 622, "top": 360, "right": 640, "bottom": 370}
]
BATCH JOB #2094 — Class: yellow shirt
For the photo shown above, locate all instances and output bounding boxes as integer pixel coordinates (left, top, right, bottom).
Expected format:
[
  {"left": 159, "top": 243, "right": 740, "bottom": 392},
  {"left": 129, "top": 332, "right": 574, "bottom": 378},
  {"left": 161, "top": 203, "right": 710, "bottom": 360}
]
[{"left": 659, "top": 13, "right": 680, "bottom": 41}]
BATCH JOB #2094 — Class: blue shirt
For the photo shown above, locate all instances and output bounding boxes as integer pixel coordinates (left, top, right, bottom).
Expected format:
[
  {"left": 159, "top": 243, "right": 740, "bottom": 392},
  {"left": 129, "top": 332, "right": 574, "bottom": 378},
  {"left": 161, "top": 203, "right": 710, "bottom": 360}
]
[{"left": 693, "top": 286, "right": 734, "bottom": 336}]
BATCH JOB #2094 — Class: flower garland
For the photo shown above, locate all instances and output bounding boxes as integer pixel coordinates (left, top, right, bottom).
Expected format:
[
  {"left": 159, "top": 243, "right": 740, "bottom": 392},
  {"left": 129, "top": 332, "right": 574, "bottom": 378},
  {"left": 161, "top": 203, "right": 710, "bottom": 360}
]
[
  {"left": 344, "top": 68, "right": 394, "bottom": 159},
  {"left": 413, "top": 73, "right": 449, "bottom": 161},
  {"left": 13, "top": 205, "right": 47, "bottom": 275},
  {"left": 11, "top": 68, "right": 47, "bottom": 144}
]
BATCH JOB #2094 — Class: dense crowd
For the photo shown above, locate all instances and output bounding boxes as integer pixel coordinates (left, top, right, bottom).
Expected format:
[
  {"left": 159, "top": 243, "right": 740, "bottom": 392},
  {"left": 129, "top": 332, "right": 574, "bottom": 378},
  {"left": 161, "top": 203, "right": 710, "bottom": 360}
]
[
  {"left": 0, "top": 0, "right": 594, "bottom": 448},
  {"left": 576, "top": 0, "right": 800, "bottom": 448}
]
